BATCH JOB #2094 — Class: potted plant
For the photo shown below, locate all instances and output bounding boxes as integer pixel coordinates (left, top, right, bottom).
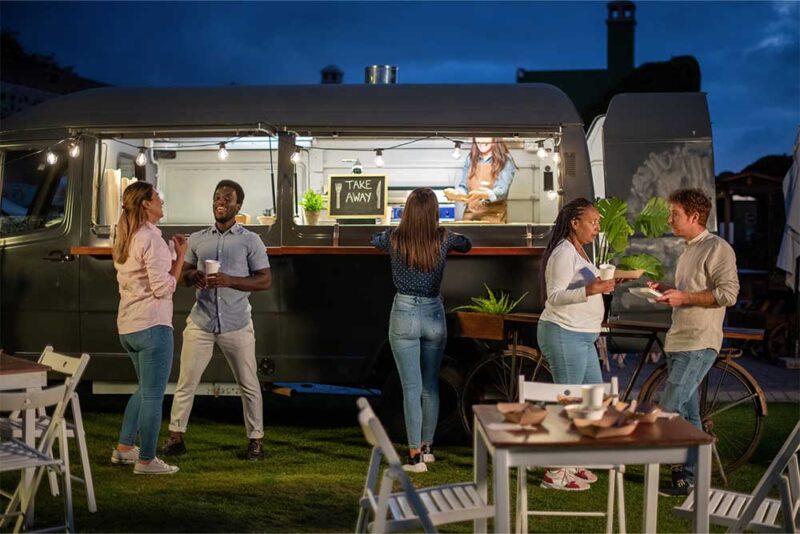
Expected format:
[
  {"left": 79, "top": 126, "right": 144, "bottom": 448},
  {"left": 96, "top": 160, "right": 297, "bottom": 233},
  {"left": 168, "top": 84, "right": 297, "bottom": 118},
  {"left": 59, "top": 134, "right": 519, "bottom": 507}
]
[
  {"left": 299, "top": 189, "right": 324, "bottom": 225},
  {"left": 452, "top": 284, "right": 528, "bottom": 340},
  {"left": 595, "top": 196, "right": 670, "bottom": 280}
]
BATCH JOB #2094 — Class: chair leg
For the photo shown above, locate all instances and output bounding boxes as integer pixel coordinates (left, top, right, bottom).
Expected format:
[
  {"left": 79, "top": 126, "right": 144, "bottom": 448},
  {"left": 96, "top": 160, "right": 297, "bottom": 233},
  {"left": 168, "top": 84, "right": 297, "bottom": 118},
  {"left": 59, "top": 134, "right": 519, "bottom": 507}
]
[
  {"left": 616, "top": 470, "right": 626, "bottom": 534},
  {"left": 47, "top": 444, "right": 60, "bottom": 497},
  {"left": 60, "top": 426, "right": 75, "bottom": 532},
  {"left": 516, "top": 466, "right": 528, "bottom": 534},
  {"left": 71, "top": 396, "right": 97, "bottom": 512},
  {"left": 606, "top": 469, "right": 616, "bottom": 534}
]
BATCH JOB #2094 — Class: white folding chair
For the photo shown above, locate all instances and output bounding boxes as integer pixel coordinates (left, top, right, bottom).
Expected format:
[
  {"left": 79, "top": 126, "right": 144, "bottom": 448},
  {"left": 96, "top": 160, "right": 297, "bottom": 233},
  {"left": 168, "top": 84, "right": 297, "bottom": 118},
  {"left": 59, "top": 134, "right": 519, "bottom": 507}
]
[
  {"left": 0, "top": 347, "right": 95, "bottom": 513},
  {"left": 0, "top": 383, "right": 75, "bottom": 533},
  {"left": 516, "top": 377, "right": 626, "bottom": 534},
  {"left": 674, "top": 420, "right": 800, "bottom": 533},
  {"left": 355, "top": 397, "right": 494, "bottom": 533}
]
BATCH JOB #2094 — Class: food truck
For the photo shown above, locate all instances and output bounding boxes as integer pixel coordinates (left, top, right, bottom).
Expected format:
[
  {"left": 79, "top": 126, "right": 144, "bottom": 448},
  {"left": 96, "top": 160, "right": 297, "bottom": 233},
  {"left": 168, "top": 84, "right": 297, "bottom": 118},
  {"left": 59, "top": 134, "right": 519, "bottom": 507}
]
[{"left": 0, "top": 84, "right": 715, "bottom": 435}]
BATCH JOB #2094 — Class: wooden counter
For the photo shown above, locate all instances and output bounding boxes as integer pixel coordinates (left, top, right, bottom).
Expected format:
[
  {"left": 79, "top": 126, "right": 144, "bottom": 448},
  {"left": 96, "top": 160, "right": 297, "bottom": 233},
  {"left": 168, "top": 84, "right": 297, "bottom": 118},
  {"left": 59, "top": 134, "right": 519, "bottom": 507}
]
[{"left": 70, "top": 246, "right": 543, "bottom": 257}]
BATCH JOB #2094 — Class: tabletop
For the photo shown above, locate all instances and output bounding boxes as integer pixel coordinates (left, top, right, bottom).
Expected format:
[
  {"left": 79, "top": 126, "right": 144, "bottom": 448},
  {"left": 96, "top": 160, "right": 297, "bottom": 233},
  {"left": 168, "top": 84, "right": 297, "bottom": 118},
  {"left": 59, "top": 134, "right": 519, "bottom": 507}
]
[
  {"left": 473, "top": 404, "right": 714, "bottom": 448},
  {"left": 0, "top": 354, "right": 50, "bottom": 376}
]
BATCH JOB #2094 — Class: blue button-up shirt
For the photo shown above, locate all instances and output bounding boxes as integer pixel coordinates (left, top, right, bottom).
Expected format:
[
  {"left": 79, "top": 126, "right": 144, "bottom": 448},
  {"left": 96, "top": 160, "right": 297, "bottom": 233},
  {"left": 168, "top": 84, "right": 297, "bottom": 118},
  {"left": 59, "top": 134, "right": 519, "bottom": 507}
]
[
  {"left": 455, "top": 155, "right": 517, "bottom": 202},
  {"left": 186, "top": 224, "right": 270, "bottom": 333}
]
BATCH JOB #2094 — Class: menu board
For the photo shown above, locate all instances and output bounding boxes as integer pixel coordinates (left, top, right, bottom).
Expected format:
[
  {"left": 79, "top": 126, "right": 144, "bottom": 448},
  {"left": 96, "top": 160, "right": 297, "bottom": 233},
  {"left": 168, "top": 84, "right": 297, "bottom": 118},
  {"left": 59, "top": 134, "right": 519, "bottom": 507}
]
[{"left": 327, "top": 174, "right": 387, "bottom": 218}]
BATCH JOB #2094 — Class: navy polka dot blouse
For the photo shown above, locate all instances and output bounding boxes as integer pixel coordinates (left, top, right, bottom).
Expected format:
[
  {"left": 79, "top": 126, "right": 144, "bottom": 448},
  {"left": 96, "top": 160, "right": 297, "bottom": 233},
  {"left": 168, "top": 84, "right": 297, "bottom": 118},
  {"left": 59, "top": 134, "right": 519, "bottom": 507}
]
[{"left": 372, "top": 229, "right": 472, "bottom": 297}]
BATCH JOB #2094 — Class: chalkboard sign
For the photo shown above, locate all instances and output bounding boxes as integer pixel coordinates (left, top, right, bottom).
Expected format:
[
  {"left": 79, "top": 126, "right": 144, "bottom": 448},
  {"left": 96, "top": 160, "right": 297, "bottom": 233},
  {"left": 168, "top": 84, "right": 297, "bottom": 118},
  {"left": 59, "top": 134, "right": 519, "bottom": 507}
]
[{"left": 327, "top": 174, "right": 387, "bottom": 218}]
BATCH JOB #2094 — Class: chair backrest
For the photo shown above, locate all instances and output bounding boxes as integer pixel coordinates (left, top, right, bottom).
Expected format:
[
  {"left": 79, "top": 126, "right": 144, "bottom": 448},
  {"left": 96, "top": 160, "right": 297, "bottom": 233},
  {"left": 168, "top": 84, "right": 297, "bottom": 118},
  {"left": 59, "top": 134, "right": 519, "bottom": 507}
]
[
  {"left": 38, "top": 346, "right": 90, "bottom": 380},
  {"left": 0, "top": 384, "right": 70, "bottom": 455},
  {"left": 356, "top": 397, "right": 437, "bottom": 533},
  {"left": 517, "top": 376, "right": 612, "bottom": 403},
  {"left": 734, "top": 420, "right": 800, "bottom": 532}
]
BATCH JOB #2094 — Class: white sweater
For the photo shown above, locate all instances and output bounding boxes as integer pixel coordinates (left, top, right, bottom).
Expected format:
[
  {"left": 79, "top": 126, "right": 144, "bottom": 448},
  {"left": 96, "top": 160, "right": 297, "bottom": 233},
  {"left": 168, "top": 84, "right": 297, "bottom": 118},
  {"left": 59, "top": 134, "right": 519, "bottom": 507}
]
[{"left": 539, "top": 239, "right": 604, "bottom": 333}]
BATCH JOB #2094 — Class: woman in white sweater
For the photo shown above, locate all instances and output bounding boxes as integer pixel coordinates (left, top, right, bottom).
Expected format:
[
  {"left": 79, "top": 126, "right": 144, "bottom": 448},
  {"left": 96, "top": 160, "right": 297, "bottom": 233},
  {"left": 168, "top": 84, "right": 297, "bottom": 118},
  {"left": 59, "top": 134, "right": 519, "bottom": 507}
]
[{"left": 537, "top": 198, "right": 616, "bottom": 491}]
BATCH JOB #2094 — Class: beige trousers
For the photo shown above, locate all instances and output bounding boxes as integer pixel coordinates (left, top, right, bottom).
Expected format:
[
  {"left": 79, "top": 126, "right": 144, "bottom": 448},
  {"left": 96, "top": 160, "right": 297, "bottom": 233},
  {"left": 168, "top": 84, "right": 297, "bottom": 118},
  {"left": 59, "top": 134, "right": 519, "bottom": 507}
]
[{"left": 168, "top": 317, "right": 264, "bottom": 439}]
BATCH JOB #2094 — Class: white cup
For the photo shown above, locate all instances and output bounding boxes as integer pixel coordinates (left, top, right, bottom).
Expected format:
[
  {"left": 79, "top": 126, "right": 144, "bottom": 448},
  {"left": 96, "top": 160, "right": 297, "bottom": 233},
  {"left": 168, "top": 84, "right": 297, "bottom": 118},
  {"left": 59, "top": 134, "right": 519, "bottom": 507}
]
[
  {"left": 581, "top": 385, "right": 605, "bottom": 409},
  {"left": 204, "top": 259, "right": 220, "bottom": 275},
  {"left": 599, "top": 263, "right": 616, "bottom": 281}
]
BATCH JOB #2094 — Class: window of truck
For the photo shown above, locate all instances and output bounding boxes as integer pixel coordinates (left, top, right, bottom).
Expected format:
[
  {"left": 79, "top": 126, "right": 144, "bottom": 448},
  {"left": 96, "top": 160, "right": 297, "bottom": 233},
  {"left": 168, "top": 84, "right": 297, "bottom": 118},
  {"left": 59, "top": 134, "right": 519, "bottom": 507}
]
[
  {"left": 0, "top": 147, "right": 69, "bottom": 235},
  {"left": 97, "top": 137, "right": 278, "bottom": 226},
  {"left": 291, "top": 135, "right": 561, "bottom": 226}
]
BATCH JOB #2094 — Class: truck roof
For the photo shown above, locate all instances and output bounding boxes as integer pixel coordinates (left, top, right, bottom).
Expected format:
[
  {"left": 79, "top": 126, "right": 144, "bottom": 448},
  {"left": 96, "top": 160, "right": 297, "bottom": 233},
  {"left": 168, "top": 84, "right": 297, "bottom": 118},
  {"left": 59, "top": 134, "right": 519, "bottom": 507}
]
[{"left": 1, "top": 83, "right": 582, "bottom": 138}]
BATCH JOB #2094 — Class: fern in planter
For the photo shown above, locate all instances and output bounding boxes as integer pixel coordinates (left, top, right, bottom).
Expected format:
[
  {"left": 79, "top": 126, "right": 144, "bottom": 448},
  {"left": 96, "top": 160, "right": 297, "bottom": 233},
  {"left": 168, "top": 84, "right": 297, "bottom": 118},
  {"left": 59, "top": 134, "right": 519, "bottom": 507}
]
[
  {"left": 595, "top": 196, "right": 669, "bottom": 280},
  {"left": 299, "top": 189, "right": 325, "bottom": 212},
  {"left": 452, "top": 284, "right": 528, "bottom": 315}
]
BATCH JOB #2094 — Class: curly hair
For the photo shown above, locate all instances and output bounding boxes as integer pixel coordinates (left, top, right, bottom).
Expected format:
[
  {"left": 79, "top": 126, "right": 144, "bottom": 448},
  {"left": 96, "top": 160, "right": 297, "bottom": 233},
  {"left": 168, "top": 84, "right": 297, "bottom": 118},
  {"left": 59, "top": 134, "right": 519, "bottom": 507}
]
[{"left": 668, "top": 188, "right": 712, "bottom": 226}]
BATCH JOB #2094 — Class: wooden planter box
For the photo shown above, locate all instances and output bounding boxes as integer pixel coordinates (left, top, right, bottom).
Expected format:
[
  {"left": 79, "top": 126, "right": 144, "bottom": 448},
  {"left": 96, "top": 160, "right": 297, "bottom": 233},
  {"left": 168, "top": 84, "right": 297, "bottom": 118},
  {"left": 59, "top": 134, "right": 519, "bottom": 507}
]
[{"left": 456, "top": 311, "right": 505, "bottom": 341}]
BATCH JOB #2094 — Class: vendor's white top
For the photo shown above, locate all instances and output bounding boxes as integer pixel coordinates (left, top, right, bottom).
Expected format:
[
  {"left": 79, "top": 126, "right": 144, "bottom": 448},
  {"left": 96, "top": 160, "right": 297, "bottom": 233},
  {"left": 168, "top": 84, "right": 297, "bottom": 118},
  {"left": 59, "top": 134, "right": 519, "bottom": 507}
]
[{"left": 540, "top": 239, "right": 603, "bottom": 333}]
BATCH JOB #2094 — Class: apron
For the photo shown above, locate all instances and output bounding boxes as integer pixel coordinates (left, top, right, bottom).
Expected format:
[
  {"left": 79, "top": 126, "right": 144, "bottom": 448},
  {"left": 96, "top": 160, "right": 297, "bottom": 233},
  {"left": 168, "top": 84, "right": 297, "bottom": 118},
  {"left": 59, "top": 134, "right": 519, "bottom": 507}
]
[{"left": 463, "top": 160, "right": 508, "bottom": 223}]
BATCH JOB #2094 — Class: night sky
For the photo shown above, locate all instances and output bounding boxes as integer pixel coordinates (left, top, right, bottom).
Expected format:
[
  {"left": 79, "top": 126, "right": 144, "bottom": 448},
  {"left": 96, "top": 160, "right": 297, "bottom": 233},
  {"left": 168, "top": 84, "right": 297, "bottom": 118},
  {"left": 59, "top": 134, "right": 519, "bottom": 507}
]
[{"left": 1, "top": 1, "right": 797, "bottom": 174}]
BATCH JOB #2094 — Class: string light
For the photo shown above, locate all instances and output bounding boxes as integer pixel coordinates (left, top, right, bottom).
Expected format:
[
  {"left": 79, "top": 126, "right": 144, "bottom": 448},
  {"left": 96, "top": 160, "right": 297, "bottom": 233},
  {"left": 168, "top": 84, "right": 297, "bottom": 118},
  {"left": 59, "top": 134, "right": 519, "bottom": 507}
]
[
  {"left": 537, "top": 141, "right": 547, "bottom": 159},
  {"left": 452, "top": 141, "right": 462, "bottom": 160},
  {"left": 68, "top": 140, "right": 80, "bottom": 158},
  {"left": 46, "top": 149, "right": 58, "bottom": 165},
  {"left": 552, "top": 145, "right": 561, "bottom": 164},
  {"left": 374, "top": 149, "right": 384, "bottom": 167},
  {"left": 217, "top": 142, "right": 229, "bottom": 161},
  {"left": 135, "top": 148, "right": 148, "bottom": 167},
  {"left": 290, "top": 147, "right": 302, "bottom": 164}
]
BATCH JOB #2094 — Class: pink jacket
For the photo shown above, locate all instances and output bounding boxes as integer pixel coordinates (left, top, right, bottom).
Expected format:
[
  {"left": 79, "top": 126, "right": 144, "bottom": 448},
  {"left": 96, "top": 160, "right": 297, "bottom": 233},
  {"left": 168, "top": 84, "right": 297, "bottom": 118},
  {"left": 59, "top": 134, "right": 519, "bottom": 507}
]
[{"left": 115, "top": 222, "right": 177, "bottom": 335}]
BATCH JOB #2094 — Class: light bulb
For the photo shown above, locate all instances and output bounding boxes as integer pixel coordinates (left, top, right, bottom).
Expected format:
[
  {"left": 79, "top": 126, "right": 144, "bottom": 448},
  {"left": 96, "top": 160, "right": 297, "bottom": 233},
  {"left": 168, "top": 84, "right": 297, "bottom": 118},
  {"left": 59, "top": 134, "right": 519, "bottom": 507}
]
[
  {"left": 537, "top": 142, "right": 547, "bottom": 159},
  {"left": 374, "top": 149, "right": 384, "bottom": 167},
  {"left": 135, "top": 149, "right": 147, "bottom": 167},
  {"left": 452, "top": 141, "right": 462, "bottom": 160},
  {"left": 68, "top": 142, "right": 80, "bottom": 158},
  {"left": 552, "top": 149, "right": 561, "bottom": 164},
  {"left": 290, "top": 148, "right": 302, "bottom": 164},
  {"left": 46, "top": 150, "right": 58, "bottom": 165},
  {"left": 218, "top": 143, "right": 229, "bottom": 161},
  {"left": 546, "top": 190, "right": 558, "bottom": 201}
]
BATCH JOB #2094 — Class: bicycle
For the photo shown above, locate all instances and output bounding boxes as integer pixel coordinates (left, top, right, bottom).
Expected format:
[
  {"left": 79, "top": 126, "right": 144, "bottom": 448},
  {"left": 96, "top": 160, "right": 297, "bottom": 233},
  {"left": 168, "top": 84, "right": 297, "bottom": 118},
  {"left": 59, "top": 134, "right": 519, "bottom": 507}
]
[{"left": 457, "top": 312, "right": 767, "bottom": 483}]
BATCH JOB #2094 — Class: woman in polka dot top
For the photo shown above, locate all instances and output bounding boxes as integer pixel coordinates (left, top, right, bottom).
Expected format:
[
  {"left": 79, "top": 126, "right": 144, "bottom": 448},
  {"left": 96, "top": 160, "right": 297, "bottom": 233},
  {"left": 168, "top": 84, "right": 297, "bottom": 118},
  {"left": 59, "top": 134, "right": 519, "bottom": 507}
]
[{"left": 371, "top": 187, "right": 471, "bottom": 472}]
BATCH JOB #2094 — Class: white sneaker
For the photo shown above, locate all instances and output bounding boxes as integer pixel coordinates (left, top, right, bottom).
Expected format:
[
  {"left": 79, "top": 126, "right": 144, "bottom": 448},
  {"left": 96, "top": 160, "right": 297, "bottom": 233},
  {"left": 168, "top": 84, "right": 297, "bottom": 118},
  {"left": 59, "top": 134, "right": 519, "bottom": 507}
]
[
  {"left": 568, "top": 467, "right": 598, "bottom": 483},
  {"left": 401, "top": 454, "right": 427, "bottom": 473},
  {"left": 111, "top": 446, "right": 140, "bottom": 465},
  {"left": 421, "top": 444, "right": 436, "bottom": 463},
  {"left": 540, "top": 468, "right": 590, "bottom": 491},
  {"left": 133, "top": 457, "right": 179, "bottom": 475}
]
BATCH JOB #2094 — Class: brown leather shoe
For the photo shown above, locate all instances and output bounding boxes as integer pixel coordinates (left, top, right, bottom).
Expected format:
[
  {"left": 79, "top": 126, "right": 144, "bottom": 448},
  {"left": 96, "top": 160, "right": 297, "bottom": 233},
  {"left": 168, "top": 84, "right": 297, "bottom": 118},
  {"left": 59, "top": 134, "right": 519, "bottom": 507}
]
[
  {"left": 160, "top": 436, "right": 186, "bottom": 456},
  {"left": 246, "top": 439, "right": 264, "bottom": 461}
]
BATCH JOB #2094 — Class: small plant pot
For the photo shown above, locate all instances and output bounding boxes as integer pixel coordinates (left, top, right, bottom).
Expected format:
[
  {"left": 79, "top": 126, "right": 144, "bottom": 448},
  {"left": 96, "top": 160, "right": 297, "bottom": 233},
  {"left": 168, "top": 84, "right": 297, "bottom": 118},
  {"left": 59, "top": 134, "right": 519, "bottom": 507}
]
[
  {"left": 455, "top": 311, "right": 505, "bottom": 341},
  {"left": 304, "top": 210, "right": 320, "bottom": 226}
]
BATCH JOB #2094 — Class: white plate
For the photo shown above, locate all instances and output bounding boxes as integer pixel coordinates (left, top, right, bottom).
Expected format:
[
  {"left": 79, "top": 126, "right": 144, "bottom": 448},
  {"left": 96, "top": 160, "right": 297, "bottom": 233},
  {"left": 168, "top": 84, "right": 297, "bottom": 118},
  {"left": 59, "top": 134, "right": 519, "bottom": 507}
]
[{"left": 628, "top": 287, "right": 663, "bottom": 300}]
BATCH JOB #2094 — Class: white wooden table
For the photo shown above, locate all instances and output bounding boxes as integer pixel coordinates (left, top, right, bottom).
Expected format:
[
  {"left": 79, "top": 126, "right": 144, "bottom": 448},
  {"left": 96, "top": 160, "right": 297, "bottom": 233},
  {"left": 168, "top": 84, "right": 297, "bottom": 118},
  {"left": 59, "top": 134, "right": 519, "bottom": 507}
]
[
  {"left": 473, "top": 404, "right": 714, "bottom": 533},
  {"left": 0, "top": 353, "right": 51, "bottom": 527}
]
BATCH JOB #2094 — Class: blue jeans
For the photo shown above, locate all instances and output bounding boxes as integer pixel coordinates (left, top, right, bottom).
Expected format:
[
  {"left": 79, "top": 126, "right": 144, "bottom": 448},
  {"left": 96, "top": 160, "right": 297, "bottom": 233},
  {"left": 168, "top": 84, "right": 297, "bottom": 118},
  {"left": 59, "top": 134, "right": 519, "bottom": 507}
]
[
  {"left": 388, "top": 294, "right": 447, "bottom": 449},
  {"left": 118, "top": 325, "right": 174, "bottom": 461},
  {"left": 537, "top": 320, "right": 602, "bottom": 384},
  {"left": 660, "top": 349, "right": 717, "bottom": 480}
]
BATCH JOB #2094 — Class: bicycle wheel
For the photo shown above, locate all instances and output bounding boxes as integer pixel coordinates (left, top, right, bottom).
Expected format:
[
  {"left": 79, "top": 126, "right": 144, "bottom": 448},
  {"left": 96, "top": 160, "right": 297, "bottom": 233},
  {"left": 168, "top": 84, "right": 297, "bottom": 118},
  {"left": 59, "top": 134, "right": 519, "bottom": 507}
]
[
  {"left": 460, "top": 346, "right": 553, "bottom": 433},
  {"left": 639, "top": 358, "right": 766, "bottom": 476}
]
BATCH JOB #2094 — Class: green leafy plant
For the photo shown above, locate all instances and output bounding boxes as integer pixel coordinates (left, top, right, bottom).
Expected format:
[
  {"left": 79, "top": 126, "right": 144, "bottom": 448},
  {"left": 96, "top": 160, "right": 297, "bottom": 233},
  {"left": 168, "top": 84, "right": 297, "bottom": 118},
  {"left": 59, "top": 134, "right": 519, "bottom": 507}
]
[
  {"left": 299, "top": 189, "right": 325, "bottom": 212},
  {"left": 595, "top": 196, "right": 670, "bottom": 280},
  {"left": 452, "top": 284, "right": 528, "bottom": 315}
]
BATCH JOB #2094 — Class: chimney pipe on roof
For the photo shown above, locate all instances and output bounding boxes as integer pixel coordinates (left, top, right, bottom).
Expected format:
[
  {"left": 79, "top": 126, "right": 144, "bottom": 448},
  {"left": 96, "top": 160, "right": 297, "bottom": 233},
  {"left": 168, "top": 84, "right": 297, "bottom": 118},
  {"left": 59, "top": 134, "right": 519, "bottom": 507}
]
[{"left": 365, "top": 65, "right": 398, "bottom": 84}]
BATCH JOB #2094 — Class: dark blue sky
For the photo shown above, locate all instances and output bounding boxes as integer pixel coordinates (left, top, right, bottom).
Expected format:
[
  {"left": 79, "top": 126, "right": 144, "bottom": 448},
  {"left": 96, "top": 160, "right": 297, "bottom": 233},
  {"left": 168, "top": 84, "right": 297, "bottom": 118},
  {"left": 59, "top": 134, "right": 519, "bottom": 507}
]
[{"left": 2, "top": 1, "right": 798, "bottom": 174}]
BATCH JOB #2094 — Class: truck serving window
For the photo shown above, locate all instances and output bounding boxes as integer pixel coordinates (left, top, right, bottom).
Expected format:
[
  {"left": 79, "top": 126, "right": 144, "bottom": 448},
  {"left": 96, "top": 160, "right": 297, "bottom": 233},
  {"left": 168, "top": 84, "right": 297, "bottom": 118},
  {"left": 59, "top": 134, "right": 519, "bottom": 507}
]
[
  {"left": 292, "top": 136, "right": 560, "bottom": 226},
  {"left": 0, "top": 148, "right": 69, "bottom": 235}
]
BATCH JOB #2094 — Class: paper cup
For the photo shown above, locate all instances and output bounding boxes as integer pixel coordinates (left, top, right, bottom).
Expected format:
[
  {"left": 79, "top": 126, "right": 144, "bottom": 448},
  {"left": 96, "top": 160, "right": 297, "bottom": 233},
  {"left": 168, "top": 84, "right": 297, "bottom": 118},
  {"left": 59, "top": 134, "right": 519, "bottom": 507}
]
[
  {"left": 599, "top": 264, "right": 616, "bottom": 280},
  {"left": 581, "top": 385, "right": 604, "bottom": 409},
  {"left": 204, "top": 259, "right": 220, "bottom": 274}
]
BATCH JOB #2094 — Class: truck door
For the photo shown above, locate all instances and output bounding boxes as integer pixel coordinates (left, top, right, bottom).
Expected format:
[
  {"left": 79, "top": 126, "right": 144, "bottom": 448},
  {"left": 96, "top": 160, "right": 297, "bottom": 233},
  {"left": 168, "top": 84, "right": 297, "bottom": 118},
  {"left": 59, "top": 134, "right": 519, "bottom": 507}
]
[{"left": 0, "top": 144, "right": 81, "bottom": 355}]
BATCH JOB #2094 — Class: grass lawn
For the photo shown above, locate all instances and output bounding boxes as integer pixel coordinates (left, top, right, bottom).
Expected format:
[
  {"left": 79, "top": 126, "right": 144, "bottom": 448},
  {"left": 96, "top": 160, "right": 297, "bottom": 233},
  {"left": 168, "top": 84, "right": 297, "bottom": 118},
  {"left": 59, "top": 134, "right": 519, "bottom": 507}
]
[{"left": 7, "top": 392, "right": 798, "bottom": 533}]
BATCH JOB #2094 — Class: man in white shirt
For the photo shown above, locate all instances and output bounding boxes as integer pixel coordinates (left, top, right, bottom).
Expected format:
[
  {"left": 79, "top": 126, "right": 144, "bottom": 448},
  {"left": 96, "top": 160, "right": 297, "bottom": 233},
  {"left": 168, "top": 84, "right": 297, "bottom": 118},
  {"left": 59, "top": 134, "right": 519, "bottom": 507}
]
[{"left": 648, "top": 188, "right": 739, "bottom": 496}]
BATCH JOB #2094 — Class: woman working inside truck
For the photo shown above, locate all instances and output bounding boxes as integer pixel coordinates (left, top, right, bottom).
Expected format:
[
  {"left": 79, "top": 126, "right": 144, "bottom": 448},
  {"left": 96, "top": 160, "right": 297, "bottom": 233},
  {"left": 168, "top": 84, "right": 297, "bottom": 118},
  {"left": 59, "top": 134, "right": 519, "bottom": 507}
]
[{"left": 444, "top": 137, "right": 516, "bottom": 223}]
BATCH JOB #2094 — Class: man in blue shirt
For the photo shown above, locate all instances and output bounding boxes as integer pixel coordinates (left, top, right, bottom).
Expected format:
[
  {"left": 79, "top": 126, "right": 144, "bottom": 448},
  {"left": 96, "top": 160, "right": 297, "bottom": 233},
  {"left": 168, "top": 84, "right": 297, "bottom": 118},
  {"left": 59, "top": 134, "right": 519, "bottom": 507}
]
[{"left": 162, "top": 180, "right": 272, "bottom": 461}]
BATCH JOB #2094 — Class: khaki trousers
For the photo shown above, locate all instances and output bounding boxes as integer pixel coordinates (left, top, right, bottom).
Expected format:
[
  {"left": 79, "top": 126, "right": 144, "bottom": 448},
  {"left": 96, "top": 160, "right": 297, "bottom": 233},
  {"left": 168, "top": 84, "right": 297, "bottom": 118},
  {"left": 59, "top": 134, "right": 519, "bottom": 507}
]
[{"left": 168, "top": 317, "right": 264, "bottom": 439}]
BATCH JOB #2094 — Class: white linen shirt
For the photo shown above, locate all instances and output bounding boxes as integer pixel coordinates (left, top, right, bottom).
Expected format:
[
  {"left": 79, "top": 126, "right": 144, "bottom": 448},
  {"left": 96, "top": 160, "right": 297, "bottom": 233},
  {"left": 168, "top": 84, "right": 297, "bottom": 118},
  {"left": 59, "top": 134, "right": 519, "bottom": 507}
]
[{"left": 539, "top": 239, "right": 604, "bottom": 333}]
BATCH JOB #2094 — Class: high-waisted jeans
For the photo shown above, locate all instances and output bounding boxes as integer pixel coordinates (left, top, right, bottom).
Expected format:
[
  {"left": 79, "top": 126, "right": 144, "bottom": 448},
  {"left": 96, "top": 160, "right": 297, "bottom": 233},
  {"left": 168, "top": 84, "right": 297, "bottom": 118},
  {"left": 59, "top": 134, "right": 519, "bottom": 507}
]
[
  {"left": 388, "top": 294, "right": 447, "bottom": 449},
  {"left": 118, "top": 325, "right": 173, "bottom": 461},
  {"left": 537, "top": 320, "right": 603, "bottom": 384}
]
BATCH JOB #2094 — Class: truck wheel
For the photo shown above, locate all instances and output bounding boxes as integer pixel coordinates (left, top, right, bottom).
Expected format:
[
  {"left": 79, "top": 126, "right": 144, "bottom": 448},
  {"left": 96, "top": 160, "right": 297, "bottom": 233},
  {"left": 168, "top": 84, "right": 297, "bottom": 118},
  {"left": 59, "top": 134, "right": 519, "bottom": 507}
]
[{"left": 379, "top": 355, "right": 465, "bottom": 445}]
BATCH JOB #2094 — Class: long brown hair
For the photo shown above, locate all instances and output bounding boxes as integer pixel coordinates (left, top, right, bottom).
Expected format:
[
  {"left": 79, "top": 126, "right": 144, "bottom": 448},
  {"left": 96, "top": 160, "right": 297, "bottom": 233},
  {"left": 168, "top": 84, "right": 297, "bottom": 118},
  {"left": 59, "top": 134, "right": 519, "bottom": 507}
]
[
  {"left": 467, "top": 138, "right": 510, "bottom": 182},
  {"left": 112, "top": 181, "right": 154, "bottom": 264},
  {"left": 390, "top": 188, "right": 445, "bottom": 272}
]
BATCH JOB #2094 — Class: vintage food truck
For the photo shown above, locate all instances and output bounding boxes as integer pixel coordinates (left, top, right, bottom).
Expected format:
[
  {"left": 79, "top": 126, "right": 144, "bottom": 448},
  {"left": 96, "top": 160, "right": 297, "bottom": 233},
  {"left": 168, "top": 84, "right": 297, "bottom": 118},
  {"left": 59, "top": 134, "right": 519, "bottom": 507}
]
[{"left": 0, "top": 84, "right": 715, "bottom": 435}]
